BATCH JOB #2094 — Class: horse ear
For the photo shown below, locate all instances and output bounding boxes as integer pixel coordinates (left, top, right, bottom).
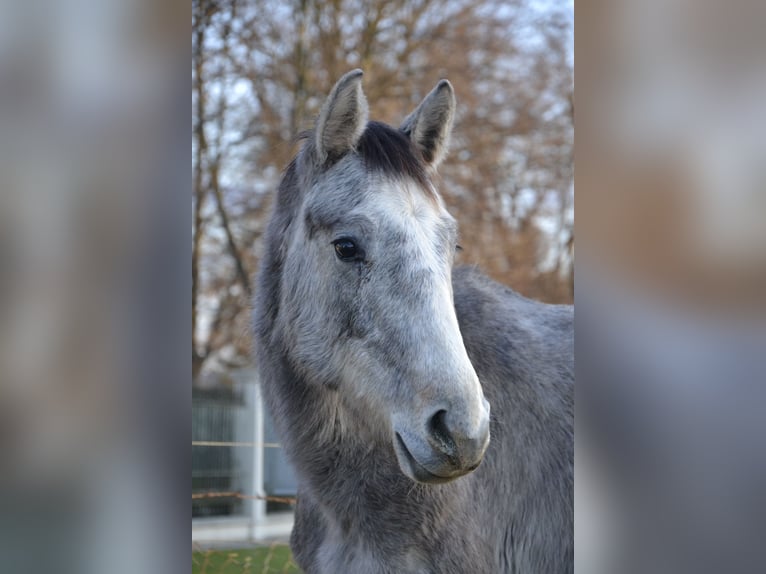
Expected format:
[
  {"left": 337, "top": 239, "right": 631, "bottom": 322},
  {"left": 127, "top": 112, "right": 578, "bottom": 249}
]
[
  {"left": 314, "top": 69, "right": 369, "bottom": 164},
  {"left": 400, "top": 79, "right": 456, "bottom": 168}
]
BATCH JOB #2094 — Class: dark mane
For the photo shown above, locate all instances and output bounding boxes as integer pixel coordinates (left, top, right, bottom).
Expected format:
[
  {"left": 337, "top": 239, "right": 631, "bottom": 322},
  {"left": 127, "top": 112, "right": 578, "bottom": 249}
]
[
  {"left": 296, "top": 121, "right": 434, "bottom": 196},
  {"left": 356, "top": 121, "right": 432, "bottom": 193}
]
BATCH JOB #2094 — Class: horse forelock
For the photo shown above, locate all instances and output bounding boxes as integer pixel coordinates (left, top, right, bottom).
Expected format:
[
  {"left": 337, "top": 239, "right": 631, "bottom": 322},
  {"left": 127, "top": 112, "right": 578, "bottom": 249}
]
[
  {"left": 356, "top": 121, "right": 435, "bottom": 199},
  {"left": 291, "top": 120, "right": 438, "bottom": 206}
]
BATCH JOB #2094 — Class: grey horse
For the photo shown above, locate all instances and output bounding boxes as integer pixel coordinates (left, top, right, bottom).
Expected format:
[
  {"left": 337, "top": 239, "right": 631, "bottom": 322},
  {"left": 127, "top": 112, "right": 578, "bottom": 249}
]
[{"left": 253, "top": 70, "right": 573, "bottom": 573}]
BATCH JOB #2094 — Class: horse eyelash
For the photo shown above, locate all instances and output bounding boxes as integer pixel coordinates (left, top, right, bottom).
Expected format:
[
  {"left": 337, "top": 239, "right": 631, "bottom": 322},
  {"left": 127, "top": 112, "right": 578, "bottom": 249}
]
[{"left": 456, "top": 245, "right": 463, "bottom": 252}]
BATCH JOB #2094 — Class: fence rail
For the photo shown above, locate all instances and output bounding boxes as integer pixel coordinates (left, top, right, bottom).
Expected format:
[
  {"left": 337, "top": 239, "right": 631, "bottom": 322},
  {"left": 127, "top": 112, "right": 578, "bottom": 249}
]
[
  {"left": 192, "top": 491, "right": 297, "bottom": 504},
  {"left": 192, "top": 441, "right": 282, "bottom": 448}
]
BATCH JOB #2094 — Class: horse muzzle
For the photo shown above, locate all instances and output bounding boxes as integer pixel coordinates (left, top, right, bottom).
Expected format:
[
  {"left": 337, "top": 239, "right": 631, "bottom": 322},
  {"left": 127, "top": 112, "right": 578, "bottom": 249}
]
[{"left": 392, "top": 400, "right": 491, "bottom": 484}]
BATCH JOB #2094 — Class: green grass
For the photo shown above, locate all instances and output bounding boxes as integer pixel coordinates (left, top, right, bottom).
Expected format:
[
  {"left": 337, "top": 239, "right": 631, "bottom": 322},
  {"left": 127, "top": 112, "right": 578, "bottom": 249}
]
[{"left": 192, "top": 545, "right": 301, "bottom": 574}]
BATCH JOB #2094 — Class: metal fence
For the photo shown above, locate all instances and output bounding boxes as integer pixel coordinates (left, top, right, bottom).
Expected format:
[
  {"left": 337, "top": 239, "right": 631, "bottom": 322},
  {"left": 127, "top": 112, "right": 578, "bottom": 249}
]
[
  {"left": 192, "top": 369, "right": 297, "bottom": 544},
  {"left": 192, "top": 386, "right": 246, "bottom": 517}
]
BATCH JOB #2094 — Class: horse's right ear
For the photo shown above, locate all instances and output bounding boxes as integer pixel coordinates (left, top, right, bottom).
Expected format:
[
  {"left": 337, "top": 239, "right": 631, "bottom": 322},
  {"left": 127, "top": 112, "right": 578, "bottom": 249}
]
[{"left": 314, "top": 69, "right": 369, "bottom": 165}]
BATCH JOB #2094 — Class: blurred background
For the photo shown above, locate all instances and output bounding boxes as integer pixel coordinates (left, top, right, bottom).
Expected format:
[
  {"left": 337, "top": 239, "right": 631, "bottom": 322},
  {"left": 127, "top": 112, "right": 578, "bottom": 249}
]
[{"left": 577, "top": 1, "right": 766, "bottom": 573}]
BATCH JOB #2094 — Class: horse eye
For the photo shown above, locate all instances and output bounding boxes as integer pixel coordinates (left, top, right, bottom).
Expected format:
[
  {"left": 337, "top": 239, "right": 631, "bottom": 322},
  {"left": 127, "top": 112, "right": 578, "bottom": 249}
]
[{"left": 333, "top": 238, "right": 358, "bottom": 261}]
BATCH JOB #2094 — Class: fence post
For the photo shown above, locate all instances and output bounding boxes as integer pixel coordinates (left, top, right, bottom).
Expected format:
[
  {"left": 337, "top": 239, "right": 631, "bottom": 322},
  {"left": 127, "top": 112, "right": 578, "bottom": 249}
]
[{"left": 250, "top": 377, "right": 267, "bottom": 541}]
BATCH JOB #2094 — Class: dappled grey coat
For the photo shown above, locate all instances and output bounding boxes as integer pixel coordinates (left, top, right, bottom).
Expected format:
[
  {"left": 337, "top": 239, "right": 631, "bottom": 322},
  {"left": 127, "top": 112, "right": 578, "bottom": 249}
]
[{"left": 253, "top": 70, "right": 573, "bottom": 574}]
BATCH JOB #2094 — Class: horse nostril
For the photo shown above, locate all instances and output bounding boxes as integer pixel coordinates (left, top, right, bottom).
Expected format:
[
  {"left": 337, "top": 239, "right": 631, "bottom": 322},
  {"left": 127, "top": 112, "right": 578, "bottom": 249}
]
[
  {"left": 427, "top": 409, "right": 458, "bottom": 461},
  {"left": 426, "top": 407, "right": 490, "bottom": 471}
]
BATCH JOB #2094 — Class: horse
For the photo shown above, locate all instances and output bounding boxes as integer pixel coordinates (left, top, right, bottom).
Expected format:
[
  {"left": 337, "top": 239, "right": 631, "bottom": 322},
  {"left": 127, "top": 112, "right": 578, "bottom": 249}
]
[{"left": 253, "top": 69, "right": 573, "bottom": 573}]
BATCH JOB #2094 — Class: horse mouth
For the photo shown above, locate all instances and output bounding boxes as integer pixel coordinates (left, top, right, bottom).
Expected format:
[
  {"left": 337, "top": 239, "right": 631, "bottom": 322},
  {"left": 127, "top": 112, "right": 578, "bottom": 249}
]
[{"left": 394, "top": 433, "right": 462, "bottom": 485}]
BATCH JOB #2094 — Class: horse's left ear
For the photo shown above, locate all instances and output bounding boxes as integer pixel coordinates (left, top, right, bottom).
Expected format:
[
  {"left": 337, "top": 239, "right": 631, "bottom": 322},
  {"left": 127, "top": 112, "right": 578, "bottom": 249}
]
[{"left": 400, "top": 79, "right": 456, "bottom": 168}]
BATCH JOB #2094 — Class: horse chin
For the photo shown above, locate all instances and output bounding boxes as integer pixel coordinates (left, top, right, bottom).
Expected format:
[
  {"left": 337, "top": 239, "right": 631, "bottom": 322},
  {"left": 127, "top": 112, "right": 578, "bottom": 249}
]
[{"left": 393, "top": 433, "right": 465, "bottom": 485}]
